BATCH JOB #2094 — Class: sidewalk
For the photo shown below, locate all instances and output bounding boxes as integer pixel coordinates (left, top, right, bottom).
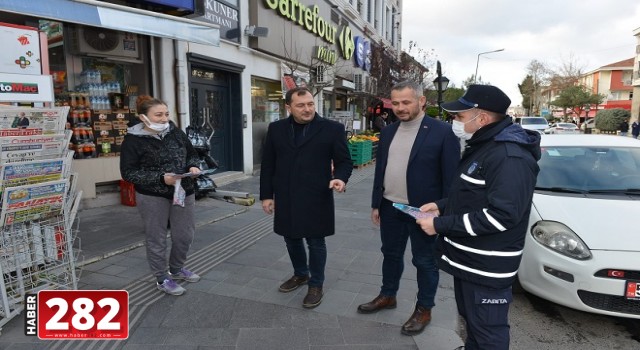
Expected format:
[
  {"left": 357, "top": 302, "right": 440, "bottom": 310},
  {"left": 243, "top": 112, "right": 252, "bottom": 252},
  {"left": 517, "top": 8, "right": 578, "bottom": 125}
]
[{"left": 0, "top": 166, "right": 464, "bottom": 350}]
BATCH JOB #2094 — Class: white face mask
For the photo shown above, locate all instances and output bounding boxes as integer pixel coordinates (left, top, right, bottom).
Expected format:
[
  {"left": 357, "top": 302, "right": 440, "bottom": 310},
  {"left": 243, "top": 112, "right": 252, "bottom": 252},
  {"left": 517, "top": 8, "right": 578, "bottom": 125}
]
[
  {"left": 452, "top": 113, "right": 481, "bottom": 140},
  {"left": 140, "top": 114, "right": 169, "bottom": 132}
]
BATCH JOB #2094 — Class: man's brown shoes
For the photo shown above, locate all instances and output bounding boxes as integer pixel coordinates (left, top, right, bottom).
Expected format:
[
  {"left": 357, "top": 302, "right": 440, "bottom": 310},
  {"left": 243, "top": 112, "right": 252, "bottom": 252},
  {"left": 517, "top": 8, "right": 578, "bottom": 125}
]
[
  {"left": 302, "top": 287, "right": 323, "bottom": 308},
  {"left": 401, "top": 305, "right": 431, "bottom": 335},
  {"left": 278, "top": 275, "right": 309, "bottom": 293},
  {"left": 357, "top": 295, "right": 397, "bottom": 314}
]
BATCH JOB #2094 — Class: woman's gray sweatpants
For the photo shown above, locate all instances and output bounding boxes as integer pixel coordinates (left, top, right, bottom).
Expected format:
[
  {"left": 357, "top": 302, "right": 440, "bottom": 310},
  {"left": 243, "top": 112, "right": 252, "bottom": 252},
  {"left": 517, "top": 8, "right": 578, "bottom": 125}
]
[{"left": 136, "top": 192, "right": 196, "bottom": 282}]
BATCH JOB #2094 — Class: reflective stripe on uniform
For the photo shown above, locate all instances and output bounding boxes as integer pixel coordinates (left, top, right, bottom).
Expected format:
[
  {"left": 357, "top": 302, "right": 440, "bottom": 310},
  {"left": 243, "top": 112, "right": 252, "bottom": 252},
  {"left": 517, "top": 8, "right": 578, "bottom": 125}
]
[{"left": 444, "top": 237, "right": 522, "bottom": 256}]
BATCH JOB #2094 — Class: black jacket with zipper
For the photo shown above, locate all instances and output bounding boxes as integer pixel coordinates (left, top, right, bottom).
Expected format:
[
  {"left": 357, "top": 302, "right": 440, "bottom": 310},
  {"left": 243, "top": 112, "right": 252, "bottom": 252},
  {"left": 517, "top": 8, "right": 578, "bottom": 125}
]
[{"left": 120, "top": 122, "right": 200, "bottom": 200}]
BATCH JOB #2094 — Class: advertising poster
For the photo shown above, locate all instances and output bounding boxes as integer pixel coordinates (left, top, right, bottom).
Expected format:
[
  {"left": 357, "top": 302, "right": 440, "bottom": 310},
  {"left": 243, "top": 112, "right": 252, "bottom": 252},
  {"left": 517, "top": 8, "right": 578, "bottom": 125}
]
[{"left": 0, "top": 22, "right": 42, "bottom": 75}]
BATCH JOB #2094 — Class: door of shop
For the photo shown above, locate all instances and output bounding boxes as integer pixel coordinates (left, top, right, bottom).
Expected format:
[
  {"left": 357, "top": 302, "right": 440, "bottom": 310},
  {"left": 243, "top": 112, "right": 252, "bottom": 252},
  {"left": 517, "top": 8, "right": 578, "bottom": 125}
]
[{"left": 190, "top": 76, "right": 230, "bottom": 172}]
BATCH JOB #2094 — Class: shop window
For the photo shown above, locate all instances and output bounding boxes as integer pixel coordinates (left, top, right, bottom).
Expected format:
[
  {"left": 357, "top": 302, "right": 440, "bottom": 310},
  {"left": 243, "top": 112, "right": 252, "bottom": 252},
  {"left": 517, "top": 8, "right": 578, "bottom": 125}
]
[{"left": 251, "top": 77, "right": 284, "bottom": 123}]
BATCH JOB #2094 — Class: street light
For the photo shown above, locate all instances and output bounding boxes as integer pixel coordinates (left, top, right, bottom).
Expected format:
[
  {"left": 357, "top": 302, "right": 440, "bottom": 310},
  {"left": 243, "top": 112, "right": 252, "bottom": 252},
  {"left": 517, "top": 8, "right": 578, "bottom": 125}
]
[
  {"left": 432, "top": 60, "right": 450, "bottom": 119},
  {"left": 584, "top": 104, "right": 592, "bottom": 134},
  {"left": 474, "top": 48, "right": 505, "bottom": 83}
]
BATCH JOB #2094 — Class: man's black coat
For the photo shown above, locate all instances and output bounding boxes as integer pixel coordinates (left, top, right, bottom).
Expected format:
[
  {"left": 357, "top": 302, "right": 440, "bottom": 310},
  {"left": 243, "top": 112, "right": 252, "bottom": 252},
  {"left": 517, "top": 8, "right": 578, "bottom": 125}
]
[{"left": 260, "top": 114, "right": 353, "bottom": 238}]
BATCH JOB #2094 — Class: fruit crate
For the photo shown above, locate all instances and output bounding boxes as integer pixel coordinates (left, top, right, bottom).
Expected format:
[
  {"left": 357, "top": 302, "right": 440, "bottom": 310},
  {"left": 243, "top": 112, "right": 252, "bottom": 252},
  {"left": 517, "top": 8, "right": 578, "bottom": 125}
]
[{"left": 349, "top": 140, "right": 372, "bottom": 166}]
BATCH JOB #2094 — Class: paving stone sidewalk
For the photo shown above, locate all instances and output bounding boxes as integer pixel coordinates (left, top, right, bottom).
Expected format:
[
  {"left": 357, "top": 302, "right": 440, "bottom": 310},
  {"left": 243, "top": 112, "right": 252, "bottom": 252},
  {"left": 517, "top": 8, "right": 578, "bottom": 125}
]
[{"left": 0, "top": 167, "right": 464, "bottom": 350}]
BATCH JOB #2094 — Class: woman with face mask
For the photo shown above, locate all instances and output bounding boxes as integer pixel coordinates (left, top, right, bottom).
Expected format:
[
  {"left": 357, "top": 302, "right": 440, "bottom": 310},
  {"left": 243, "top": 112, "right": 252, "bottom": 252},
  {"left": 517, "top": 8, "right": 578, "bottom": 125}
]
[{"left": 120, "top": 95, "right": 202, "bottom": 296}]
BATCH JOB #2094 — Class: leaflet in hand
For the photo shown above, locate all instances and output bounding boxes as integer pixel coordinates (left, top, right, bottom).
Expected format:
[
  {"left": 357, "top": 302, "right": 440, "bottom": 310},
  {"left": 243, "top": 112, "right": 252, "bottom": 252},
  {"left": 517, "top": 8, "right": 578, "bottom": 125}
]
[
  {"left": 167, "top": 169, "right": 216, "bottom": 178},
  {"left": 392, "top": 203, "right": 437, "bottom": 219}
]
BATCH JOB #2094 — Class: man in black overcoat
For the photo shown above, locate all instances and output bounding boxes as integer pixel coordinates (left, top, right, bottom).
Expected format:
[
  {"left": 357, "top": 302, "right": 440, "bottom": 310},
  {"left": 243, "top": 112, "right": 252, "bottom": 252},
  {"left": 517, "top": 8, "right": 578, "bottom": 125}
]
[{"left": 260, "top": 87, "right": 353, "bottom": 308}]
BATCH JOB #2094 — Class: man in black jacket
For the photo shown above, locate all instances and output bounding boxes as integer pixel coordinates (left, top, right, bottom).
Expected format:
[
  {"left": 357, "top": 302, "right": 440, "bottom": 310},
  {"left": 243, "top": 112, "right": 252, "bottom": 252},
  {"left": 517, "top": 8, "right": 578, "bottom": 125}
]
[
  {"left": 260, "top": 87, "right": 352, "bottom": 308},
  {"left": 417, "top": 85, "right": 541, "bottom": 350}
]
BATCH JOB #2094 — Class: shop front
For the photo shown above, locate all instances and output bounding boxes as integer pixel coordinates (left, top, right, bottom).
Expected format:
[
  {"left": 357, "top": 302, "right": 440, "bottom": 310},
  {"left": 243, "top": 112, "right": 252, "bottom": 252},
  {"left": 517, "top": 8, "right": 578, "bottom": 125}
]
[
  {"left": 246, "top": 0, "right": 365, "bottom": 169},
  {"left": 0, "top": 0, "right": 221, "bottom": 199}
]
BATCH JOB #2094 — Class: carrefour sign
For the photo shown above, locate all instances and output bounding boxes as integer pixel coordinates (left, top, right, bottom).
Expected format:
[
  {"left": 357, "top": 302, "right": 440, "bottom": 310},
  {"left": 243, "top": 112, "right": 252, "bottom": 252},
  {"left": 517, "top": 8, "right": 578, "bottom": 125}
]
[{"left": 263, "top": 0, "right": 354, "bottom": 60}]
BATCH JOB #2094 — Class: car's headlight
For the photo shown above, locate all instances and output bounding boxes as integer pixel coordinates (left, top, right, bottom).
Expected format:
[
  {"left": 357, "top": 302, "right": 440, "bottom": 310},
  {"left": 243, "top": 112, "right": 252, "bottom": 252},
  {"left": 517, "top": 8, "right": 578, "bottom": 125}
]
[{"left": 530, "top": 221, "right": 592, "bottom": 260}]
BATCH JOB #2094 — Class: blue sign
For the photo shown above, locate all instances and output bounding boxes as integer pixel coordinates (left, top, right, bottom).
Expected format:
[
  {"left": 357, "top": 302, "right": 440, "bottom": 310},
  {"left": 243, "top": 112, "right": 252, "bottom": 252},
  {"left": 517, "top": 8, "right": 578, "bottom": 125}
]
[
  {"left": 363, "top": 40, "right": 371, "bottom": 72},
  {"left": 144, "top": 0, "right": 194, "bottom": 11},
  {"left": 354, "top": 36, "right": 365, "bottom": 68}
]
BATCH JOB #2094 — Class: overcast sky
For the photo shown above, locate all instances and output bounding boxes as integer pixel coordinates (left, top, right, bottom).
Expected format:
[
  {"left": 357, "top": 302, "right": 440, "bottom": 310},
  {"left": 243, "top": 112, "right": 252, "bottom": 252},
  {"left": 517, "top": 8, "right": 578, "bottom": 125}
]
[{"left": 401, "top": 0, "right": 640, "bottom": 107}]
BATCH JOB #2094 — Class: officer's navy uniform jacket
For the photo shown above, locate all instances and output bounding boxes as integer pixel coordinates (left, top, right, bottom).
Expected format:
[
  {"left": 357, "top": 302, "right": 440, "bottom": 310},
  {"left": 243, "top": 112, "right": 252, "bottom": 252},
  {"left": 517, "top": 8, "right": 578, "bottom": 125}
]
[{"left": 434, "top": 118, "right": 541, "bottom": 289}]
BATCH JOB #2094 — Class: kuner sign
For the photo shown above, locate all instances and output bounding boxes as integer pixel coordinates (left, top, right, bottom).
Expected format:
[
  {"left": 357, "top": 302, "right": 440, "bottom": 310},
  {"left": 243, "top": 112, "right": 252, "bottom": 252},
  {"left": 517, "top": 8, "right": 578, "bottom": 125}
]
[{"left": 263, "top": 0, "right": 354, "bottom": 60}]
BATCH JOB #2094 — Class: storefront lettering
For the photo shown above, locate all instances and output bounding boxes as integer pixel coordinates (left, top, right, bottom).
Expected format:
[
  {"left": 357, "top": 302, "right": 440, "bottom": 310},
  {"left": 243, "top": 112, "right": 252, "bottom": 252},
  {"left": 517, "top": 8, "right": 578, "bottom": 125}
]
[
  {"left": 315, "top": 46, "right": 337, "bottom": 65},
  {"left": 263, "top": 0, "right": 337, "bottom": 45},
  {"left": 204, "top": 0, "right": 238, "bottom": 26},
  {"left": 0, "top": 82, "right": 39, "bottom": 93}
]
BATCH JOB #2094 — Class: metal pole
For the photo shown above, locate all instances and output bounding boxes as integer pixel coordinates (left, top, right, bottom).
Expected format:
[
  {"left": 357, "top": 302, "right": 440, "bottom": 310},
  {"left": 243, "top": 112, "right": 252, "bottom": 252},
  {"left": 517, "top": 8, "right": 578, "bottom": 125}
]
[
  {"left": 437, "top": 61, "right": 443, "bottom": 118},
  {"left": 474, "top": 49, "right": 504, "bottom": 83}
]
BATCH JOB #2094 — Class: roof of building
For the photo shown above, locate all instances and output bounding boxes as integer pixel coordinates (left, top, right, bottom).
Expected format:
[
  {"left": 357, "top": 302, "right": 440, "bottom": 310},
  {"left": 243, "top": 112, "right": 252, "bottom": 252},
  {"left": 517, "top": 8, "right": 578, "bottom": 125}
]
[{"left": 600, "top": 57, "right": 635, "bottom": 69}]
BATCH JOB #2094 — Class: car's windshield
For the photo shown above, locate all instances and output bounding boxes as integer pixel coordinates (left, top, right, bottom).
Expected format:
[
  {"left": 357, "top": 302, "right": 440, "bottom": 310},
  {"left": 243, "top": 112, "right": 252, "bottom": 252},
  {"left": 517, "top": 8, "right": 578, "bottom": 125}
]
[
  {"left": 521, "top": 118, "right": 548, "bottom": 125},
  {"left": 536, "top": 146, "right": 640, "bottom": 192}
]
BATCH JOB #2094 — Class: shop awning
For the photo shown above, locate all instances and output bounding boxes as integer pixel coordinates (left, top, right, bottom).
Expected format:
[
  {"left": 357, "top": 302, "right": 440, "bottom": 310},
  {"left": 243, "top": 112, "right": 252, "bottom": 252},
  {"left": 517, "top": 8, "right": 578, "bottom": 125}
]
[
  {"left": 0, "top": 0, "right": 220, "bottom": 46},
  {"left": 378, "top": 97, "right": 393, "bottom": 109}
]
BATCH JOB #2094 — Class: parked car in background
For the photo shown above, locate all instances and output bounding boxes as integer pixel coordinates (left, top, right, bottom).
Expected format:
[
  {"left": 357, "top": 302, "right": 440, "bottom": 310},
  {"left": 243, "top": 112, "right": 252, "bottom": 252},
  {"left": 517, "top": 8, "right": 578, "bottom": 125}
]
[
  {"left": 544, "top": 122, "right": 580, "bottom": 134},
  {"left": 581, "top": 118, "right": 596, "bottom": 131},
  {"left": 518, "top": 134, "right": 640, "bottom": 319},
  {"left": 515, "top": 116, "right": 549, "bottom": 134}
]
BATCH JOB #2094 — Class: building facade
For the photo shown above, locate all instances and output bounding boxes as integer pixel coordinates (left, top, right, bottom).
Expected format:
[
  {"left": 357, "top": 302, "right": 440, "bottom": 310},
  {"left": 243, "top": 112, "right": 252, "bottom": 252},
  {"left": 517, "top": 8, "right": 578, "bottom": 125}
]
[{"left": 0, "top": 0, "right": 405, "bottom": 201}]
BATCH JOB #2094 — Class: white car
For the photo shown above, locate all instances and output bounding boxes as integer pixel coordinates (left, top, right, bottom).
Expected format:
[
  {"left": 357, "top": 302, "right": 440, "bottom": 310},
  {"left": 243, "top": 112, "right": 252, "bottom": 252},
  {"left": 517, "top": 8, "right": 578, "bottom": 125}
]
[
  {"left": 518, "top": 134, "right": 640, "bottom": 319},
  {"left": 544, "top": 122, "right": 580, "bottom": 134},
  {"left": 515, "top": 116, "right": 549, "bottom": 134}
]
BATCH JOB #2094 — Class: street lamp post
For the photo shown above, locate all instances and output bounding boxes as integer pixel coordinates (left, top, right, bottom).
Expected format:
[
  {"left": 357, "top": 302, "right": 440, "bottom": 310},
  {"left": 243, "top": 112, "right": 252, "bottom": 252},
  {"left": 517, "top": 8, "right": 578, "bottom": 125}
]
[
  {"left": 474, "top": 48, "right": 505, "bottom": 83},
  {"left": 432, "top": 60, "right": 450, "bottom": 119},
  {"left": 584, "top": 105, "right": 591, "bottom": 134}
]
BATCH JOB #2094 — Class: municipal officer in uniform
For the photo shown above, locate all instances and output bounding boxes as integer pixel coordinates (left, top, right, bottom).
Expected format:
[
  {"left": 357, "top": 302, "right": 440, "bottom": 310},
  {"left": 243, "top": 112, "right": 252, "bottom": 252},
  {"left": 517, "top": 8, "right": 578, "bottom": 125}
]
[{"left": 416, "top": 84, "right": 541, "bottom": 350}]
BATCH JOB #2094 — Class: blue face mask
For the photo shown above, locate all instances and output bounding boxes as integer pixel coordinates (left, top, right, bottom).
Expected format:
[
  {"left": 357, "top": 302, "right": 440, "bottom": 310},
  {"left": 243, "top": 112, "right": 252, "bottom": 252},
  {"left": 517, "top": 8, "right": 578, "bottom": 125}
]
[{"left": 140, "top": 114, "right": 169, "bottom": 132}]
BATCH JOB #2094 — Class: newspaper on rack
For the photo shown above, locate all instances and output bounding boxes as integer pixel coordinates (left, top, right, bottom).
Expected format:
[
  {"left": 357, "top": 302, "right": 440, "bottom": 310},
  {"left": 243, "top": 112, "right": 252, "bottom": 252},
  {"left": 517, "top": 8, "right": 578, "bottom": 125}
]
[
  {"left": 0, "top": 131, "right": 71, "bottom": 164},
  {"left": 0, "top": 157, "right": 68, "bottom": 202},
  {"left": 0, "top": 179, "right": 68, "bottom": 226},
  {"left": 0, "top": 106, "right": 69, "bottom": 137}
]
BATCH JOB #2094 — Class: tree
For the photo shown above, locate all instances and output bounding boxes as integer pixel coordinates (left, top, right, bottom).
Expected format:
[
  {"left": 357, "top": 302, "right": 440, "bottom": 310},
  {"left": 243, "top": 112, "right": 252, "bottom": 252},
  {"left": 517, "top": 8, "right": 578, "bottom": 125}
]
[
  {"left": 370, "top": 40, "right": 400, "bottom": 97},
  {"left": 401, "top": 41, "right": 436, "bottom": 87},
  {"left": 550, "top": 85, "right": 604, "bottom": 120},
  {"left": 550, "top": 53, "right": 585, "bottom": 90},
  {"left": 594, "top": 108, "right": 630, "bottom": 132},
  {"left": 518, "top": 75, "right": 535, "bottom": 115},
  {"left": 463, "top": 75, "right": 489, "bottom": 88}
]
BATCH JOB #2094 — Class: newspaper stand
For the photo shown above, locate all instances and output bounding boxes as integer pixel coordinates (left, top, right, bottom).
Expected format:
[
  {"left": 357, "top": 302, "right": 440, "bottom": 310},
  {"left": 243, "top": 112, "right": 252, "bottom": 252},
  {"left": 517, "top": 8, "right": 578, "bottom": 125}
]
[{"left": 0, "top": 106, "right": 81, "bottom": 331}]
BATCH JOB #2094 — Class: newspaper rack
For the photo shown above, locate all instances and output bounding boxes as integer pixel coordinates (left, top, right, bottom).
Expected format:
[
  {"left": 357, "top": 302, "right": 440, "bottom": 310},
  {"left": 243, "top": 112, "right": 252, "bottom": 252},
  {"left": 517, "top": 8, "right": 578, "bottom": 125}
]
[{"left": 0, "top": 106, "right": 80, "bottom": 331}]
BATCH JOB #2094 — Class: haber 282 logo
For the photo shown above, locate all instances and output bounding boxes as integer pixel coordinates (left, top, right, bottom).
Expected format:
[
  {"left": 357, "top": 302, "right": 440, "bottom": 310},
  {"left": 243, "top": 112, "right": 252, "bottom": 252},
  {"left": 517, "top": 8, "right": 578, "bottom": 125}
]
[{"left": 0, "top": 82, "right": 39, "bottom": 94}]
